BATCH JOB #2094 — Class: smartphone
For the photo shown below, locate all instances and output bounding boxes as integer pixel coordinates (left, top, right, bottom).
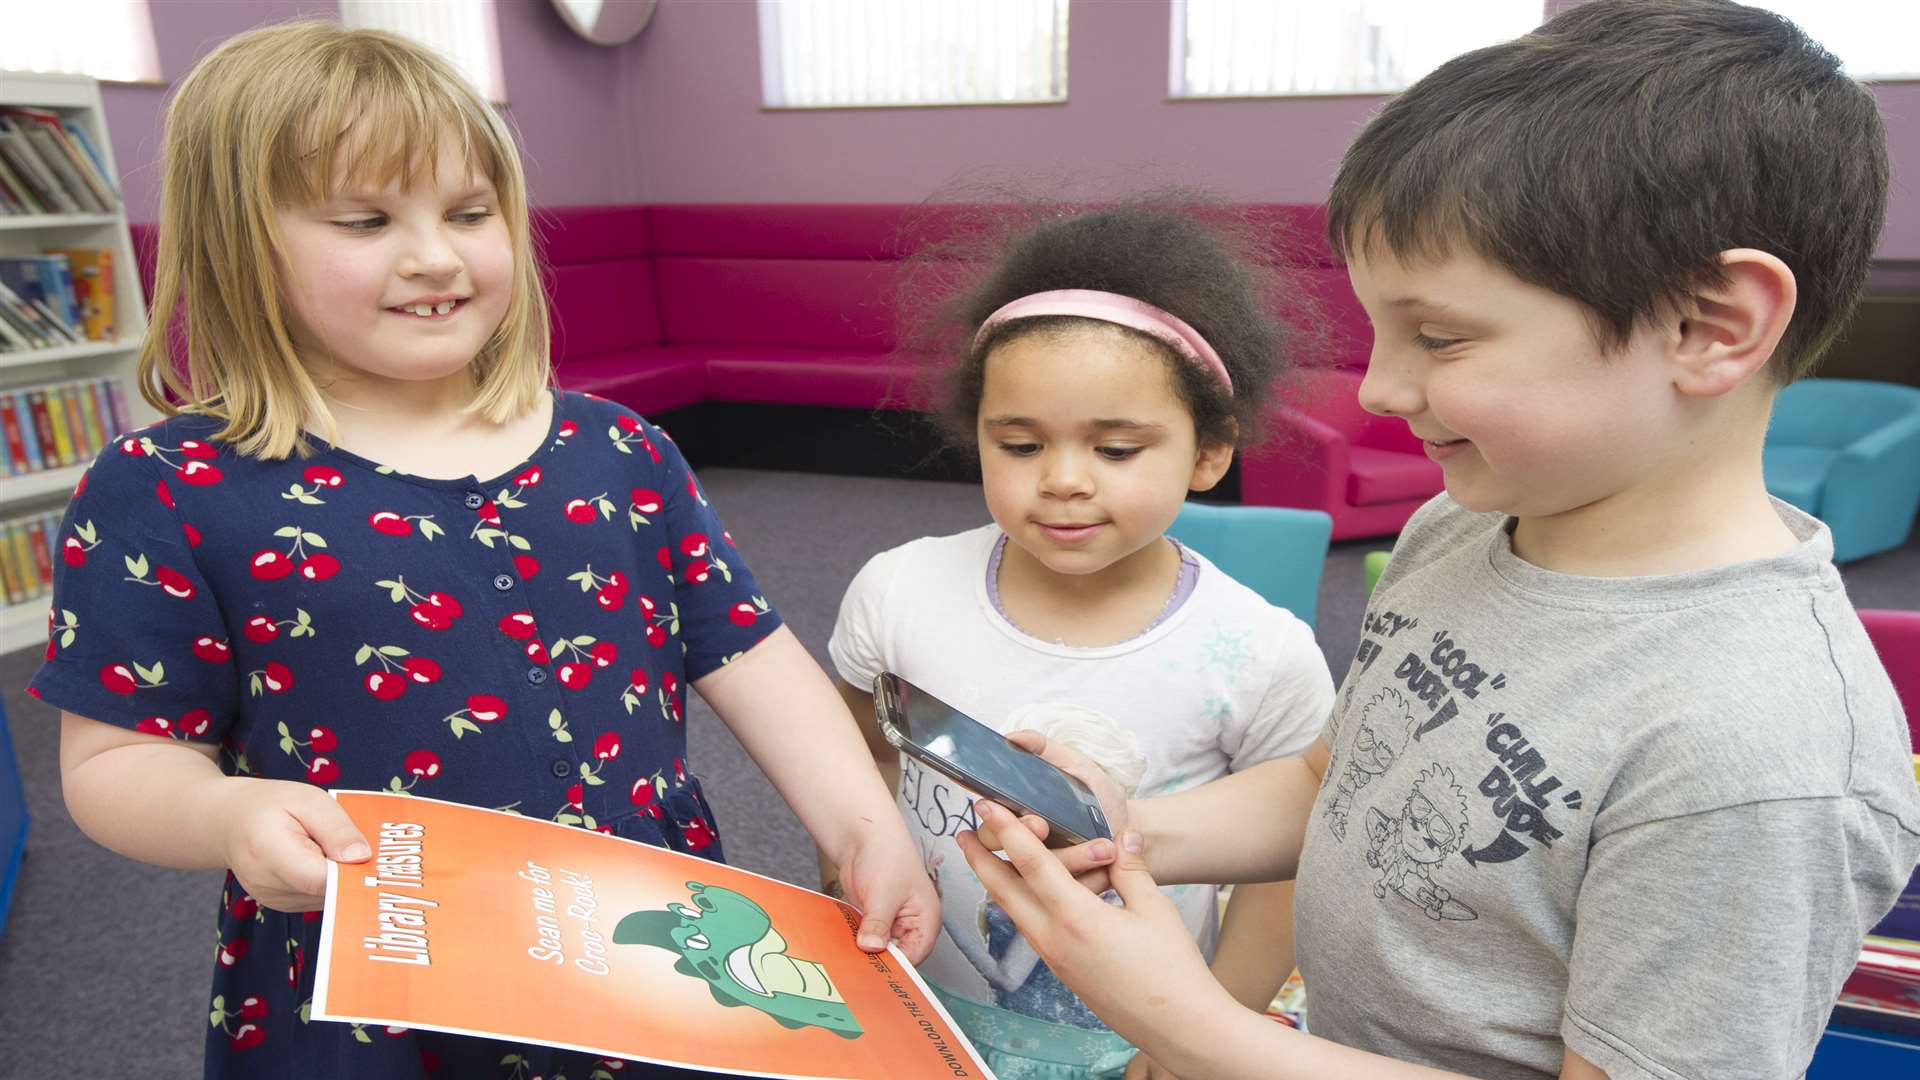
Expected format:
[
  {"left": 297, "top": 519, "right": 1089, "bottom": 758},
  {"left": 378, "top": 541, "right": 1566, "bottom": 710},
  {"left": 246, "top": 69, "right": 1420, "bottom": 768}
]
[{"left": 873, "top": 672, "right": 1113, "bottom": 847}]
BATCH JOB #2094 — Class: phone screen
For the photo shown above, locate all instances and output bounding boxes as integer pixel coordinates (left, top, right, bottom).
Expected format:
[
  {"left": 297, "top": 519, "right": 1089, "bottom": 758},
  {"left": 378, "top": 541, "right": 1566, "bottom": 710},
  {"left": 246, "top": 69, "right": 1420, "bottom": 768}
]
[{"left": 877, "top": 673, "right": 1112, "bottom": 845}]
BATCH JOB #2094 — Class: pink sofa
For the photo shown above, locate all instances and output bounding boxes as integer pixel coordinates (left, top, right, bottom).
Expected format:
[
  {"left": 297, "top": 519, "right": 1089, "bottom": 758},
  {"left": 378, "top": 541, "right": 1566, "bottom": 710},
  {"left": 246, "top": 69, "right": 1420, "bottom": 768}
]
[{"left": 132, "top": 204, "right": 1439, "bottom": 537}]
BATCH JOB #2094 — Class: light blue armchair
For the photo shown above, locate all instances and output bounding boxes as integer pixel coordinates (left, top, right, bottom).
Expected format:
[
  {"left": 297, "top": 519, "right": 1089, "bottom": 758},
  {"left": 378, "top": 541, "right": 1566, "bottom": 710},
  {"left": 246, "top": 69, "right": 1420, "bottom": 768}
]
[
  {"left": 1168, "top": 502, "right": 1333, "bottom": 628},
  {"left": 1763, "top": 379, "right": 1920, "bottom": 563}
]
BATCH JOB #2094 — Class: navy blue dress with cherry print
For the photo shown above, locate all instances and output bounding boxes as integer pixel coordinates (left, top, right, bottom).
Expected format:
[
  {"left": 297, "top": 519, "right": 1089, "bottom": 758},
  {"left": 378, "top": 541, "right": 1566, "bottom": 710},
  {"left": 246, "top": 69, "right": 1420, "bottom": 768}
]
[{"left": 29, "top": 390, "right": 778, "bottom": 1079}]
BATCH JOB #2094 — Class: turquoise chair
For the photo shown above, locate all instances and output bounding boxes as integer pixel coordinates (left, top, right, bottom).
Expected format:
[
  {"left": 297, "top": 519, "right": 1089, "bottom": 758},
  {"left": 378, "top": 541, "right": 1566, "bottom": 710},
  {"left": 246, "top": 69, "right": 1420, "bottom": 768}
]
[
  {"left": 1763, "top": 379, "right": 1920, "bottom": 562},
  {"left": 1168, "top": 502, "right": 1333, "bottom": 627}
]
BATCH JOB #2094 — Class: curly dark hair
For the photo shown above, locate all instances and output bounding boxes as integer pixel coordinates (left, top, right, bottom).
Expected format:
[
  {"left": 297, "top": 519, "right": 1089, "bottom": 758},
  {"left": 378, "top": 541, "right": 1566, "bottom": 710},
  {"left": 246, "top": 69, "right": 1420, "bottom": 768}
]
[{"left": 900, "top": 195, "right": 1311, "bottom": 450}]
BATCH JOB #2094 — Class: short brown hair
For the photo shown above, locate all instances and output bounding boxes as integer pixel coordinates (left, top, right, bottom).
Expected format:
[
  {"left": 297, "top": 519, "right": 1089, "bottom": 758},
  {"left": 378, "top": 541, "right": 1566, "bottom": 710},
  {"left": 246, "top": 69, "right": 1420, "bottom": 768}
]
[{"left": 1327, "top": 0, "right": 1887, "bottom": 382}]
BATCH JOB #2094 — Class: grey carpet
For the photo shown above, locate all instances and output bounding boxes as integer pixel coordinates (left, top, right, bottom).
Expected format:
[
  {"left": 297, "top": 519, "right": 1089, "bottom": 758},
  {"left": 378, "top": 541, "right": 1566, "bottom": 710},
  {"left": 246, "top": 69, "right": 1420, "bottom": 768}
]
[{"left": 2, "top": 467, "right": 1915, "bottom": 1073}]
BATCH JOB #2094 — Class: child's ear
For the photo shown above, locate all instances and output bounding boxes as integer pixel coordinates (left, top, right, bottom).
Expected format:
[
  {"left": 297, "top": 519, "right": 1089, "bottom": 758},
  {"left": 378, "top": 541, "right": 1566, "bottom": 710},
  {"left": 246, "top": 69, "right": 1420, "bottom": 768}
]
[
  {"left": 1189, "top": 428, "right": 1236, "bottom": 493},
  {"left": 1672, "top": 249, "right": 1796, "bottom": 398}
]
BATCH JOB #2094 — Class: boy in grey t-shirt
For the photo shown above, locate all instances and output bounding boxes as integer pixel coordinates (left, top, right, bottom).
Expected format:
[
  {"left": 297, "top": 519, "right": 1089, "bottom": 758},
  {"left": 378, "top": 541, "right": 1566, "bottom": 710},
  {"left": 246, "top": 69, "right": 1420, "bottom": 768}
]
[{"left": 955, "top": 2, "right": 1920, "bottom": 1078}]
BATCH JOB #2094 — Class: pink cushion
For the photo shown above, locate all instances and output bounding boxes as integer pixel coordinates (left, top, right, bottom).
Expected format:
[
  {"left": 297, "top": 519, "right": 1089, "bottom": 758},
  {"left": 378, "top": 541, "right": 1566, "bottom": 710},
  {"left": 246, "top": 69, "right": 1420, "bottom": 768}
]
[
  {"left": 654, "top": 257, "right": 900, "bottom": 350},
  {"left": 535, "top": 205, "right": 651, "bottom": 264},
  {"left": 648, "top": 203, "right": 984, "bottom": 259},
  {"left": 554, "top": 348, "right": 707, "bottom": 416},
  {"left": 698, "top": 346, "right": 929, "bottom": 410},
  {"left": 1345, "top": 446, "right": 1443, "bottom": 506},
  {"left": 1859, "top": 609, "right": 1920, "bottom": 748},
  {"left": 548, "top": 259, "right": 662, "bottom": 355}
]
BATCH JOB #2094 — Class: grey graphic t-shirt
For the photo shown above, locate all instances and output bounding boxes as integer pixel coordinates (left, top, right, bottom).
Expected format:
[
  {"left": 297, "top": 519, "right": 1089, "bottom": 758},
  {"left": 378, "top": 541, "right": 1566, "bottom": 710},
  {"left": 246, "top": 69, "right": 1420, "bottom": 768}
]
[{"left": 1294, "top": 495, "right": 1920, "bottom": 1080}]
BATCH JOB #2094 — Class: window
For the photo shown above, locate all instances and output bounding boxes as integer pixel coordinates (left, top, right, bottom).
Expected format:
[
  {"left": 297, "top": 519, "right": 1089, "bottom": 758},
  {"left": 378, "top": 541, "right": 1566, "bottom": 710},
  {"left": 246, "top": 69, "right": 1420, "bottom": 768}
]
[
  {"left": 759, "top": 0, "right": 1068, "bottom": 109},
  {"left": 1744, "top": 2, "right": 1920, "bottom": 80},
  {"left": 0, "top": 0, "right": 161, "bottom": 84},
  {"left": 339, "top": 0, "right": 507, "bottom": 103},
  {"left": 1170, "top": 0, "right": 1542, "bottom": 98}
]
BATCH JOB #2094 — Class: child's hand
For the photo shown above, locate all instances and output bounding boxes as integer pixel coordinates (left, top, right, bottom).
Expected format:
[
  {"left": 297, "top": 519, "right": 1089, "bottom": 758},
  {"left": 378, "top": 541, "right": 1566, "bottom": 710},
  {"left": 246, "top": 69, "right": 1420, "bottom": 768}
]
[
  {"left": 970, "top": 728, "right": 1128, "bottom": 893},
  {"left": 958, "top": 802, "right": 1227, "bottom": 1052},
  {"left": 1124, "top": 1050, "right": 1185, "bottom": 1080},
  {"left": 836, "top": 827, "right": 941, "bottom": 964},
  {"left": 216, "top": 778, "right": 371, "bottom": 912}
]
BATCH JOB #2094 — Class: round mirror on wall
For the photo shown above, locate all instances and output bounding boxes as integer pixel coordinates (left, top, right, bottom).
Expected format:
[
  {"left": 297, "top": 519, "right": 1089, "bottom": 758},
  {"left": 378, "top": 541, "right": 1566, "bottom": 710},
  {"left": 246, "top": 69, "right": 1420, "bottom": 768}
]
[{"left": 549, "top": 0, "right": 658, "bottom": 46}]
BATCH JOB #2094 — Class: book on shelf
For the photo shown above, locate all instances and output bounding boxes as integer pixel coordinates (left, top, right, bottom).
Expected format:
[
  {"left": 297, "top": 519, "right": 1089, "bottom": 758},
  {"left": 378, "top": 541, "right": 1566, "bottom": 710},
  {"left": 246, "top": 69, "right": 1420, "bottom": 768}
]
[
  {"left": 0, "top": 115, "right": 78, "bottom": 214},
  {"left": 0, "top": 378, "right": 128, "bottom": 476},
  {"left": 0, "top": 256, "right": 84, "bottom": 338},
  {"left": 0, "top": 108, "right": 117, "bottom": 216},
  {"left": 44, "top": 247, "right": 115, "bottom": 340},
  {"left": 1834, "top": 854, "right": 1920, "bottom": 1037}
]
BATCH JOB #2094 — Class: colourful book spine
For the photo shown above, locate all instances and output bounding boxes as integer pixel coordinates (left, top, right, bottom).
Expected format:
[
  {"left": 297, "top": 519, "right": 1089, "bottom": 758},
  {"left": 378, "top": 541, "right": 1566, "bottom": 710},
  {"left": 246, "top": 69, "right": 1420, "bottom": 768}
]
[
  {"left": 105, "top": 378, "right": 129, "bottom": 434},
  {"left": 60, "top": 383, "right": 90, "bottom": 460},
  {"left": 0, "top": 394, "right": 18, "bottom": 476},
  {"left": 45, "top": 248, "right": 113, "bottom": 341},
  {"left": 0, "top": 522, "right": 23, "bottom": 606},
  {"left": 81, "top": 378, "right": 108, "bottom": 447},
  {"left": 38, "top": 511, "right": 58, "bottom": 575},
  {"left": 26, "top": 389, "right": 56, "bottom": 469},
  {"left": 24, "top": 515, "right": 52, "bottom": 594},
  {"left": 13, "top": 393, "right": 42, "bottom": 472},
  {"left": 44, "top": 384, "right": 75, "bottom": 466},
  {"left": 13, "top": 521, "right": 42, "bottom": 600}
]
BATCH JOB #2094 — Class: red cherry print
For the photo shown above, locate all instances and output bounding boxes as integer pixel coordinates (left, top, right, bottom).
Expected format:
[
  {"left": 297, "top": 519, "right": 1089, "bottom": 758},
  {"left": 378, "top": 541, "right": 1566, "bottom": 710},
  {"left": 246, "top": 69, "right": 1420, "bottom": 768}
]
[
  {"left": 645, "top": 624, "right": 667, "bottom": 648},
  {"left": 249, "top": 550, "right": 292, "bottom": 580},
  {"left": 155, "top": 478, "right": 175, "bottom": 508},
  {"left": 682, "top": 816, "right": 715, "bottom": 851},
  {"left": 409, "top": 603, "right": 452, "bottom": 631},
  {"left": 525, "top": 640, "right": 550, "bottom": 665},
  {"left": 183, "top": 522, "right": 203, "bottom": 548},
  {"left": 513, "top": 465, "right": 542, "bottom": 487},
  {"left": 685, "top": 561, "right": 711, "bottom": 584},
  {"left": 595, "top": 586, "right": 623, "bottom": 611},
  {"left": 656, "top": 546, "right": 672, "bottom": 572},
  {"left": 307, "top": 756, "right": 340, "bottom": 784},
  {"left": 513, "top": 554, "right": 540, "bottom": 580},
  {"left": 615, "top": 415, "right": 641, "bottom": 434},
  {"left": 628, "top": 669, "right": 649, "bottom": 694},
  {"left": 593, "top": 732, "right": 622, "bottom": 761},
  {"left": 297, "top": 553, "right": 340, "bottom": 582},
  {"left": 467, "top": 694, "right": 507, "bottom": 723},
  {"left": 566, "top": 782, "right": 585, "bottom": 811},
  {"left": 630, "top": 489, "right": 662, "bottom": 514},
  {"left": 180, "top": 709, "right": 212, "bottom": 737},
  {"left": 589, "top": 641, "right": 617, "bottom": 668},
  {"left": 178, "top": 460, "right": 222, "bottom": 486},
  {"left": 365, "top": 671, "right": 406, "bottom": 701},
  {"left": 100, "top": 664, "right": 136, "bottom": 694},
  {"left": 558, "top": 420, "right": 578, "bottom": 439},
  {"left": 369, "top": 511, "right": 410, "bottom": 536},
  {"left": 156, "top": 566, "right": 196, "bottom": 599},
  {"left": 557, "top": 662, "right": 592, "bottom": 690},
  {"left": 427, "top": 592, "right": 462, "bottom": 618},
  {"left": 681, "top": 534, "right": 710, "bottom": 558},
  {"left": 229, "top": 1024, "right": 265, "bottom": 1051},
  {"left": 498, "top": 611, "right": 537, "bottom": 639},
  {"left": 637, "top": 595, "right": 657, "bottom": 616},
  {"left": 672, "top": 756, "right": 687, "bottom": 782},
  {"left": 401, "top": 657, "right": 441, "bottom": 685},
  {"left": 119, "top": 437, "right": 146, "bottom": 456},
  {"left": 404, "top": 750, "right": 441, "bottom": 779},
  {"left": 729, "top": 603, "right": 757, "bottom": 627},
  {"left": 239, "top": 996, "right": 268, "bottom": 1020},
  {"left": 261, "top": 662, "right": 293, "bottom": 694},
  {"left": 230, "top": 892, "right": 257, "bottom": 920},
  {"left": 243, "top": 616, "right": 279, "bottom": 644},
  {"left": 477, "top": 500, "right": 502, "bottom": 525},
  {"left": 563, "top": 499, "right": 595, "bottom": 523},
  {"left": 303, "top": 465, "right": 343, "bottom": 488},
  {"left": 629, "top": 777, "right": 655, "bottom": 807},
  {"left": 136, "top": 715, "right": 171, "bottom": 735},
  {"left": 309, "top": 726, "right": 337, "bottom": 752},
  {"left": 179, "top": 439, "right": 217, "bottom": 460},
  {"left": 218, "top": 937, "right": 250, "bottom": 966},
  {"left": 607, "top": 570, "right": 629, "bottom": 592},
  {"left": 192, "top": 636, "right": 231, "bottom": 663},
  {"left": 61, "top": 536, "right": 85, "bottom": 567}
]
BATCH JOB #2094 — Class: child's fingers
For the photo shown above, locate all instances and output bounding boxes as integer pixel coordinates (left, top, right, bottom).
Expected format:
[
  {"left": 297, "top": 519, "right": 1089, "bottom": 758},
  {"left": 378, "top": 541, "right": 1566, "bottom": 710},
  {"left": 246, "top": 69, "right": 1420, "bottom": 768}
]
[
  {"left": 975, "top": 801, "right": 1107, "bottom": 913},
  {"left": 955, "top": 827, "right": 1043, "bottom": 929},
  {"left": 288, "top": 787, "right": 371, "bottom": 864},
  {"left": 1103, "top": 831, "right": 1170, "bottom": 913}
]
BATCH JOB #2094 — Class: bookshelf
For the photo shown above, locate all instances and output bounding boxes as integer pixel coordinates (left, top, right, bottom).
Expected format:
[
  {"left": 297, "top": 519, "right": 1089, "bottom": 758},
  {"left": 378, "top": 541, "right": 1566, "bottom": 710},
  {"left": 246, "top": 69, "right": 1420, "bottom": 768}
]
[{"left": 0, "top": 71, "right": 153, "bottom": 655}]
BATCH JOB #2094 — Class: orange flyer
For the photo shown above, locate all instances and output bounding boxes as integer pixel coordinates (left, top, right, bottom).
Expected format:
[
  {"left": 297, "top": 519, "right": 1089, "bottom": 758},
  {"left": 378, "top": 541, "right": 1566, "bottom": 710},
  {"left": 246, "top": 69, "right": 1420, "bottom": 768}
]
[{"left": 313, "top": 791, "right": 995, "bottom": 1079}]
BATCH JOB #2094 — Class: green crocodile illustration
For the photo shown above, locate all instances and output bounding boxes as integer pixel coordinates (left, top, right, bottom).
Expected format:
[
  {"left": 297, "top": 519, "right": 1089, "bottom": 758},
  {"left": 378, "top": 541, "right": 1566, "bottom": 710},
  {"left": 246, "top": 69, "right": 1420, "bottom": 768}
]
[{"left": 613, "top": 881, "right": 863, "bottom": 1039}]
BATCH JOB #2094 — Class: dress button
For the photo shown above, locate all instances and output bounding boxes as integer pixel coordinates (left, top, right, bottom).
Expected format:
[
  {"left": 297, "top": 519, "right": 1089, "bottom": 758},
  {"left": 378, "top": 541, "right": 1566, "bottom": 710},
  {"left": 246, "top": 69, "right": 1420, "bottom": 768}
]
[
  {"left": 550, "top": 759, "right": 570, "bottom": 778},
  {"left": 526, "top": 667, "right": 549, "bottom": 686},
  {"left": 463, "top": 491, "right": 486, "bottom": 510},
  {"left": 493, "top": 574, "right": 515, "bottom": 591}
]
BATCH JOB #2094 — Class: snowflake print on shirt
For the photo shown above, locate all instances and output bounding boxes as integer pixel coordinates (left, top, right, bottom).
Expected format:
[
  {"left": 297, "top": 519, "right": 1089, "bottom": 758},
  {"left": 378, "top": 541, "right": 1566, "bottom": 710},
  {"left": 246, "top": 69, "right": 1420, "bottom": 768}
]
[{"left": 29, "top": 391, "right": 779, "bottom": 1080}]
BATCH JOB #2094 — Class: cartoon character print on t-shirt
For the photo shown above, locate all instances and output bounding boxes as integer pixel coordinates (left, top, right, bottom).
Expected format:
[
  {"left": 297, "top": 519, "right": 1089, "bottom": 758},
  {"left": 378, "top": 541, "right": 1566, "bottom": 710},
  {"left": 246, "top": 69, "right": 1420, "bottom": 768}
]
[{"left": 1323, "top": 606, "right": 1586, "bottom": 925}]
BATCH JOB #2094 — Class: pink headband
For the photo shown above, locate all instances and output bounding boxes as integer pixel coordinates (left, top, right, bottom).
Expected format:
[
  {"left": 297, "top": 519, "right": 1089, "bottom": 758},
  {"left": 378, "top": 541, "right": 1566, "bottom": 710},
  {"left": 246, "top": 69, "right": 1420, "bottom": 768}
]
[{"left": 974, "top": 289, "right": 1233, "bottom": 395}]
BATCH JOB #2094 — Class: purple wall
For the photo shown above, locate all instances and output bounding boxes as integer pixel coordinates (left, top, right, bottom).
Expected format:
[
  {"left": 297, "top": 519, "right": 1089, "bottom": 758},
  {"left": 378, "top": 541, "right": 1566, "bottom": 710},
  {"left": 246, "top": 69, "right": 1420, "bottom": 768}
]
[
  {"left": 102, "top": 0, "right": 635, "bottom": 223},
  {"left": 624, "top": 0, "right": 1920, "bottom": 262}
]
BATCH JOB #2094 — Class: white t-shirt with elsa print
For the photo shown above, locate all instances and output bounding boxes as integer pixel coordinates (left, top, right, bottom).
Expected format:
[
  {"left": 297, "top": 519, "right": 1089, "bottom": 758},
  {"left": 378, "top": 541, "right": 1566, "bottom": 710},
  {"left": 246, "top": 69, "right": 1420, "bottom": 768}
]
[{"left": 829, "top": 523, "right": 1333, "bottom": 1031}]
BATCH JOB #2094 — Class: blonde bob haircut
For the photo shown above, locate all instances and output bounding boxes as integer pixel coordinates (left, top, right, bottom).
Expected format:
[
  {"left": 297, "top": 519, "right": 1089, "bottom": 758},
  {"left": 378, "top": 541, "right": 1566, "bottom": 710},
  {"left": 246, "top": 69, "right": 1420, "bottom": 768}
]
[{"left": 139, "top": 20, "right": 551, "bottom": 459}]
